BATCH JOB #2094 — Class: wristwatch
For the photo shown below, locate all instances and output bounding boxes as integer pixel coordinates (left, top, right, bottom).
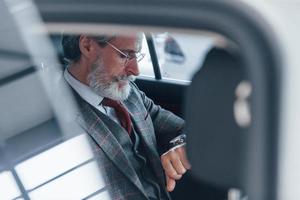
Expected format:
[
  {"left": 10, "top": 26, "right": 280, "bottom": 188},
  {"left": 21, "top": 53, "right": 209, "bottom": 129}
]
[
  {"left": 169, "top": 134, "right": 186, "bottom": 148},
  {"left": 161, "top": 134, "right": 187, "bottom": 156}
]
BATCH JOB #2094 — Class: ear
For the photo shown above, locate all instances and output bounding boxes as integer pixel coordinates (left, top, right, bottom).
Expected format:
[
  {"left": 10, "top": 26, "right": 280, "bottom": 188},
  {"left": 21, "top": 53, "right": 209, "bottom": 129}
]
[{"left": 78, "top": 35, "right": 96, "bottom": 59}]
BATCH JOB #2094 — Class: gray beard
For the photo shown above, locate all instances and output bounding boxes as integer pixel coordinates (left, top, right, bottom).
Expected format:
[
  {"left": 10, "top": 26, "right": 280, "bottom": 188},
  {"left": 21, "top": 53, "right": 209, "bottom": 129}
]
[{"left": 87, "top": 60, "right": 135, "bottom": 101}]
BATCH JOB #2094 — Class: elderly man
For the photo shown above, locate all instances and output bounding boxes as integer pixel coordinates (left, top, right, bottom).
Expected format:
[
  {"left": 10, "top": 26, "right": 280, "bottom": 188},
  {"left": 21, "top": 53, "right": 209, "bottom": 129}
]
[{"left": 62, "top": 33, "right": 191, "bottom": 200}]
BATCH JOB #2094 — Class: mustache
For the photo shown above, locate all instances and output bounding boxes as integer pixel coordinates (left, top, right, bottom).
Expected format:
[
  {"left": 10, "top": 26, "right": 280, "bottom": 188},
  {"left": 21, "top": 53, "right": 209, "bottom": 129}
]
[{"left": 112, "top": 75, "right": 136, "bottom": 82}]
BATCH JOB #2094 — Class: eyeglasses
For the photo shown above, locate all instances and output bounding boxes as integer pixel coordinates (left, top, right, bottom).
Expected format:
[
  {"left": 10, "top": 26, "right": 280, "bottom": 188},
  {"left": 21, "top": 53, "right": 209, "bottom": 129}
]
[{"left": 105, "top": 41, "right": 145, "bottom": 66}]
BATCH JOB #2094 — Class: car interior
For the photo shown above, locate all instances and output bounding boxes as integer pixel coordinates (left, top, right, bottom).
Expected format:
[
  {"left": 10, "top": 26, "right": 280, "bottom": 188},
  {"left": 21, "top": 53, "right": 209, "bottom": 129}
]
[{"left": 0, "top": 0, "right": 285, "bottom": 199}]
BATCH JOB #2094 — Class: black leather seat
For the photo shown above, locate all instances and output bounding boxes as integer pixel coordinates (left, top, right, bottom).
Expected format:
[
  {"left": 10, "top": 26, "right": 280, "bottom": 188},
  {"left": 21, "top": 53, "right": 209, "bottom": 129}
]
[{"left": 184, "top": 47, "right": 247, "bottom": 199}]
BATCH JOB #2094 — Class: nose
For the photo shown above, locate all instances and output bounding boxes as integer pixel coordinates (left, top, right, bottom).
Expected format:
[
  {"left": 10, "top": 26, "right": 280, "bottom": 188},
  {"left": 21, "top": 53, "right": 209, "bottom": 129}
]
[{"left": 125, "top": 59, "right": 140, "bottom": 76}]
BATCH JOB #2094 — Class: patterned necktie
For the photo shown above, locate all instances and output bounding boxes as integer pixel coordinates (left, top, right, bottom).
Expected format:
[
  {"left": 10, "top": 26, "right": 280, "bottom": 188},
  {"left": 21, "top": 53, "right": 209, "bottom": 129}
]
[{"left": 102, "top": 98, "right": 132, "bottom": 135}]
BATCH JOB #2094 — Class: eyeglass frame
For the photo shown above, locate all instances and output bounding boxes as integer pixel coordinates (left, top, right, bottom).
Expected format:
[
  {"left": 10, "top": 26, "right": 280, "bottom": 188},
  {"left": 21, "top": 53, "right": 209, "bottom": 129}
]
[{"left": 103, "top": 41, "right": 145, "bottom": 66}]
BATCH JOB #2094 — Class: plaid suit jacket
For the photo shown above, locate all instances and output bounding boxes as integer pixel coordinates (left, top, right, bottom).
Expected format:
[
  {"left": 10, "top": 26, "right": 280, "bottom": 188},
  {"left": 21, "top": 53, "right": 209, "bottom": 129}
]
[{"left": 75, "top": 82, "right": 185, "bottom": 200}]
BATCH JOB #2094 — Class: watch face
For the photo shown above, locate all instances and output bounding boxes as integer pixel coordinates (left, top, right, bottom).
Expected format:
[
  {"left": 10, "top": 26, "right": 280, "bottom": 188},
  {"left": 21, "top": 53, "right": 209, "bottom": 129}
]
[{"left": 170, "top": 134, "right": 186, "bottom": 146}]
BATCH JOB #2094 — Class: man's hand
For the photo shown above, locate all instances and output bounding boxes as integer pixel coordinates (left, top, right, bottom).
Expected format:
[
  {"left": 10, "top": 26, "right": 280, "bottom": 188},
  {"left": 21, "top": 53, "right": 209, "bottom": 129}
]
[{"left": 161, "top": 146, "right": 191, "bottom": 192}]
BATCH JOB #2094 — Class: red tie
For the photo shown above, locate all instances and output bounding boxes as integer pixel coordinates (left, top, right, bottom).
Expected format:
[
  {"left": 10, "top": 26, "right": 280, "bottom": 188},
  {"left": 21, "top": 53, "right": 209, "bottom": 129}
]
[{"left": 102, "top": 98, "right": 132, "bottom": 135}]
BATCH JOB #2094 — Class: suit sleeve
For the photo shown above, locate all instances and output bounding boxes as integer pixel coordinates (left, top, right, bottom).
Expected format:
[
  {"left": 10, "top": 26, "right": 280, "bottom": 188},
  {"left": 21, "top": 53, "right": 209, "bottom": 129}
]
[{"left": 131, "top": 82, "right": 186, "bottom": 155}]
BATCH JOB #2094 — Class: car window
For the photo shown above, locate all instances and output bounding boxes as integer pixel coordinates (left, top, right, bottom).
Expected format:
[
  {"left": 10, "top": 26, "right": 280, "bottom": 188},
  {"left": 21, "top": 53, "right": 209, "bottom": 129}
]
[
  {"left": 152, "top": 32, "right": 213, "bottom": 82},
  {"left": 0, "top": 23, "right": 230, "bottom": 199},
  {"left": 137, "top": 34, "right": 155, "bottom": 78}
]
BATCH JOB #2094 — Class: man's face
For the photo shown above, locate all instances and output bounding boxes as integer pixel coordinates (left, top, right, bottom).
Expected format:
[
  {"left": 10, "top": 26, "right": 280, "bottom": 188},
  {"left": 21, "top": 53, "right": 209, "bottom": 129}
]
[{"left": 87, "top": 35, "right": 141, "bottom": 101}]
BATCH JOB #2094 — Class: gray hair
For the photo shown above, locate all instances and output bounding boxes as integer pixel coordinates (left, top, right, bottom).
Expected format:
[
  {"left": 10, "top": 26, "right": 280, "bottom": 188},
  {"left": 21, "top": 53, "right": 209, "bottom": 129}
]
[{"left": 61, "top": 34, "right": 114, "bottom": 63}]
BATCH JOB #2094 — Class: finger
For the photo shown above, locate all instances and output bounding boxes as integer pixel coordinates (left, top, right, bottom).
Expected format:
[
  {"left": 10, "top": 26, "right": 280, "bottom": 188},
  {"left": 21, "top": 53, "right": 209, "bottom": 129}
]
[
  {"left": 166, "top": 175, "right": 176, "bottom": 192},
  {"left": 176, "top": 148, "right": 192, "bottom": 169},
  {"left": 161, "top": 157, "right": 182, "bottom": 180},
  {"left": 169, "top": 152, "right": 187, "bottom": 175}
]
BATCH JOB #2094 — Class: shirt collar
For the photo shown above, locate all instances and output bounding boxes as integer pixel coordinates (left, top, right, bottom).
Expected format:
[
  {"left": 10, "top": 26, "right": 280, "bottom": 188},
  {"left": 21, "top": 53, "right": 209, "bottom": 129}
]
[{"left": 64, "top": 68, "right": 104, "bottom": 107}]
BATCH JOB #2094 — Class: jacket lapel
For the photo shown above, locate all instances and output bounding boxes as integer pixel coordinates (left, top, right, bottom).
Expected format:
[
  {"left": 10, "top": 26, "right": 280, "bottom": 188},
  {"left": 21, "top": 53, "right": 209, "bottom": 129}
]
[{"left": 75, "top": 101, "right": 148, "bottom": 198}]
